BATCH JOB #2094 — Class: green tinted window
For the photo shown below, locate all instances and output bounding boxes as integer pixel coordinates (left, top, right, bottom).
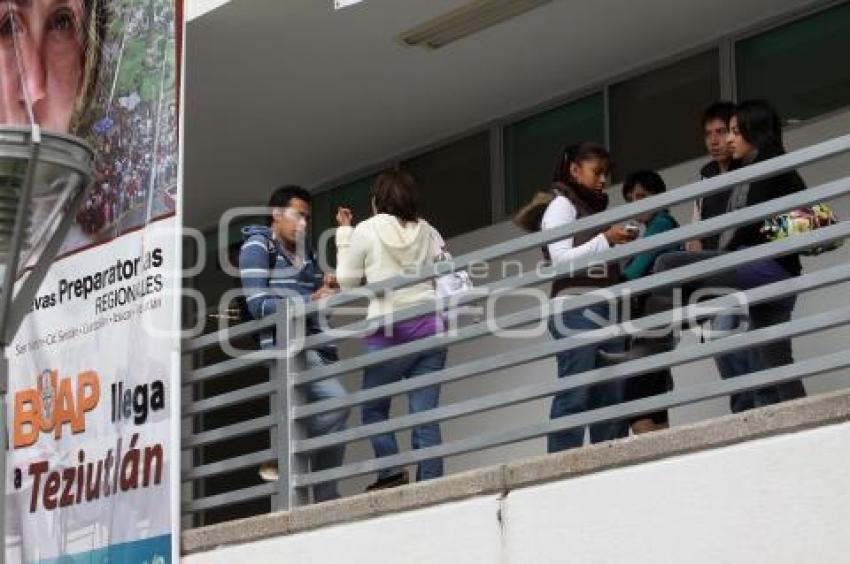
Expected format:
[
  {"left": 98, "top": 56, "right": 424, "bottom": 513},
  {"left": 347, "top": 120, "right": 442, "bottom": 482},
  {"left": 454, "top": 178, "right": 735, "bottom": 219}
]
[
  {"left": 736, "top": 3, "right": 850, "bottom": 123},
  {"left": 311, "top": 190, "right": 332, "bottom": 247},
  {"left": 609, "top": 49, "right": 720, "bottom": 181},
  {"left": 504, "top": 93, "right": 604, "bottom": 213},
  {"left": 402, "top": 131, "right": 492, "bottom": 239},
  {"left": 312, "top": 175, "right": 376, "bottom": 266}
]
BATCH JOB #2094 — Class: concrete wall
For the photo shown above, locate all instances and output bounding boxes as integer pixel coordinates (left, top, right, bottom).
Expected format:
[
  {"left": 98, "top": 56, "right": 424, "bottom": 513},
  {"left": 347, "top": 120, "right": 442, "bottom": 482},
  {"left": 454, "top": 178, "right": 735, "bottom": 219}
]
[{"left": 183, "top": 418, "right": 850, "bottom": 563}]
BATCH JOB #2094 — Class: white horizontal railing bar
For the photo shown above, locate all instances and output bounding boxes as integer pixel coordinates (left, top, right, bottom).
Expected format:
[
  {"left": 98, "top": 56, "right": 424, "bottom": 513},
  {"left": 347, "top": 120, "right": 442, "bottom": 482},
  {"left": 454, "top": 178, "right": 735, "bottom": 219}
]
[
  {"left": 184, "top": 316, "right": 276, "bottom": 354},
  {"left": 186, "top": 347, "right": 271, "bottom": 385},
  {"left": 182, "top": 415, "right": 276, "bottom": 450},
  {"left": 295, "top": 217, "right": 850, "bottom": 387},
  {"left": 181, "top": 381, "right": 276, "bottom": 417},
  {"left": 185, "top": 134, "right": 850, "bottom": 353},
  {"left": 297, "top": 348, "right": 850, "bottom": 487},
  {"left": 182, "top": 482, "right": 278, "bottom": 514},
  {"left": 294, "top": 256, "right": 850, "bottom": 424},
  {"left": 294, "top": 272, "right": 850, "bottom": 453},
  {"left": 295, "top": 174, "right": 850, "bottom": 356},
  {"left": 182, "top": 449, "right": 275, "bottom": 482}
]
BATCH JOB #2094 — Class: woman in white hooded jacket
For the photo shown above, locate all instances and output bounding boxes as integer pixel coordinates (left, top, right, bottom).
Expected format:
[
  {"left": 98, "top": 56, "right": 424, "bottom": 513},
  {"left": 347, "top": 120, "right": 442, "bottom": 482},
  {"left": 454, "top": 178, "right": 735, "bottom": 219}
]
[{"left": 335, "top": 170, "right": 446, "bottom": 490}]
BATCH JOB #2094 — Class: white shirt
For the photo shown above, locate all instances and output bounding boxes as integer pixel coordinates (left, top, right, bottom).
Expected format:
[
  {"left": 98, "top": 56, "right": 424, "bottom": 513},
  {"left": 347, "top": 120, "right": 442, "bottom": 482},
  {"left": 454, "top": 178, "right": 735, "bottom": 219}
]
[{"left": 541, "top": 195, "right": 610, "bottom": 265}]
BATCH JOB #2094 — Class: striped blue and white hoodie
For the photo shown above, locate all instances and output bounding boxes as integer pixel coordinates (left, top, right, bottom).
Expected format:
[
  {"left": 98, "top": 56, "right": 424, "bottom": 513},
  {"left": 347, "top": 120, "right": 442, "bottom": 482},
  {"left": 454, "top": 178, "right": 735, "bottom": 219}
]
[{"left": 239, "top": 225, "right": 331, "bottom": 355}]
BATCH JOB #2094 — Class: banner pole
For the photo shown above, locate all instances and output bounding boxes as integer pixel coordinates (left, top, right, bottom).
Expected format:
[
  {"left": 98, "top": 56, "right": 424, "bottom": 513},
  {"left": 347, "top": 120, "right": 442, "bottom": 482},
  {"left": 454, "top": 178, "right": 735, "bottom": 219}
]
[{"left": 1, "top": 352, "right": 7, "bottom": 564}]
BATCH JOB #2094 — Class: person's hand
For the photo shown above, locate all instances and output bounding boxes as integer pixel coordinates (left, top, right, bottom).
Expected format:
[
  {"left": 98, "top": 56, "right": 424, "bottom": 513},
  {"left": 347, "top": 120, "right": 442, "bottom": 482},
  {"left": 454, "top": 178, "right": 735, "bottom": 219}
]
[
  {"left": 604, "top": 225, "right": 637, "bottom": 245},
  {"left": 336, "top": 207, "right": 353, "bottom": 227},
  {"left": 323, "top": 273, "right": 339, "bottom": 289},
  {"left": 311, "top": 286, "right": 337, "bottom": 301},
  {"left": 685, "top": 239, "right": 703, "bottom": 252}
]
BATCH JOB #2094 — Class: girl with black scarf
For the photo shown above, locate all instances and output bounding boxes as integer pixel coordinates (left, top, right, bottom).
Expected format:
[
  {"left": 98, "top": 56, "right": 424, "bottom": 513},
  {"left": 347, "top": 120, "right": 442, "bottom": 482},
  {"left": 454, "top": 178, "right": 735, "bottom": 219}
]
[{"left": 517, "top": 142, "right": 636, "bottom": 453}]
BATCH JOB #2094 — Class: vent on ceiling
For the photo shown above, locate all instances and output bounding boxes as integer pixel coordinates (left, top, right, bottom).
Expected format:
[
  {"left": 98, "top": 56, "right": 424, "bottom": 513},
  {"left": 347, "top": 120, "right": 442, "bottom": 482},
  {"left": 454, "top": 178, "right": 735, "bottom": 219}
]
[{"left": 398, "top": 0, "right": 552, "bottom": 50}]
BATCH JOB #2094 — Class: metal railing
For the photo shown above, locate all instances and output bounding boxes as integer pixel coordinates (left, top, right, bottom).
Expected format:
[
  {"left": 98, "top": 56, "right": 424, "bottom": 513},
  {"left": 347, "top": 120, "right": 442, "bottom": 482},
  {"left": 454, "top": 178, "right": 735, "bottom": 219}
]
[{"left": 181, "top": 134, "right": 850, "bottom": 523}]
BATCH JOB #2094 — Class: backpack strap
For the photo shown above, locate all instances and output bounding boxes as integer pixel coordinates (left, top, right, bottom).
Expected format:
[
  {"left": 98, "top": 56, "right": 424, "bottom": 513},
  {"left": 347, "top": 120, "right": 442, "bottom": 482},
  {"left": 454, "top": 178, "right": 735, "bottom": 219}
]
[{"left": 266, "top": 238, "right": 277, "bottom": 271}]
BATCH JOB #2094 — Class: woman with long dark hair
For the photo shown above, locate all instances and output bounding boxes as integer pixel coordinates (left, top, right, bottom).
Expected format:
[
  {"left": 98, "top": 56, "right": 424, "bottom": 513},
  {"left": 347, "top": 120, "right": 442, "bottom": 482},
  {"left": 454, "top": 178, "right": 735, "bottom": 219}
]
[{"left": 718, "top": 99, "right": 807, "bottom": 410}]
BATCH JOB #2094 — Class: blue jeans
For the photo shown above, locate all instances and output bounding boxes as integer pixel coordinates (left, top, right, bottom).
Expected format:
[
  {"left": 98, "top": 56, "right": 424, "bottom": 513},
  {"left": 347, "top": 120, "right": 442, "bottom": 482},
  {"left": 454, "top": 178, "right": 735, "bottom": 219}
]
[
  {"left": 729, "top": 301, "right": 805, "bottom": 412},
  {"left": 303, "top": 351, "right": 350, "bottom": 502},
  {"left": 710, "top": 313, "right": 757, "bottom": 413},
  {"left": 654, "top": 252, "right": 805, "bottom": 413},
  {"left": 547, "top": 303, "right": 629, "bottom": 453},
  {"left": 361, "top": 346, "right": 447, "bottom": 482}
]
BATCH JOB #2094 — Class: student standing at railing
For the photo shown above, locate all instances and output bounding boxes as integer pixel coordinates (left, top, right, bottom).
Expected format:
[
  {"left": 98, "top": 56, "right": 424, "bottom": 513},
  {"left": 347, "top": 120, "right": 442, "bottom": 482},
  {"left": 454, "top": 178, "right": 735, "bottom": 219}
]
[
  {"left": 693, "top": 101, "right": 760, "bottom": 408},
  {"left": 615, "top": 171, "right": 678, "bottom": 434},
  {"left": 716, "top": 100, "right": 807, "bottom": 410},
  {"left": 239, "top": 185, "right": 350, "bottom": 502},
  {"left": 613, "top": 101, "right": 807, "bottom": 413},
  {"left": 335, "top": 170, "right": 448, "bottom": 490},
  {"left": 516, "top": 142, "right": 636, "bottom": 453},
  {"left": 686, "top": 101, "right": 737, "bottom": 253}
]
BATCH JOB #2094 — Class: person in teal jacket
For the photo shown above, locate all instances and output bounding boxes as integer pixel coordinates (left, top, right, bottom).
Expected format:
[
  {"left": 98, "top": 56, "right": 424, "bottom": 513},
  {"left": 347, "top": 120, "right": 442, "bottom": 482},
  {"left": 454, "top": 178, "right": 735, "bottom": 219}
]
[
  {"left": 619, "top": 171, "right": 679, "bottom": 433},
  {"left": 622, "top": 172, "right": 680, "bottom": 282}
]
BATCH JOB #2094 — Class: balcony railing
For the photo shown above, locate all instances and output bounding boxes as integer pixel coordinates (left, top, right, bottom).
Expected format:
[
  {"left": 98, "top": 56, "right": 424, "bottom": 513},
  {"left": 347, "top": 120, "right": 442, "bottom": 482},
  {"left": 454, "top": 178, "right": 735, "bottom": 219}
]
[{"left": 181, "top": 133, "right": 850, "bottom": 525}]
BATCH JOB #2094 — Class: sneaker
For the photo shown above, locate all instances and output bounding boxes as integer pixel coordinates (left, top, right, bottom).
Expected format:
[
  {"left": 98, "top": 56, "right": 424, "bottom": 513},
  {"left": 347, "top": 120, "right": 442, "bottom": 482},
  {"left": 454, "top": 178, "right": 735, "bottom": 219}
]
[
  {"left": 365, "top": 470, "right": 409, "bottom": 492},
  {"left": 258, "top": 461, "right": 279, "bottom": 482}
]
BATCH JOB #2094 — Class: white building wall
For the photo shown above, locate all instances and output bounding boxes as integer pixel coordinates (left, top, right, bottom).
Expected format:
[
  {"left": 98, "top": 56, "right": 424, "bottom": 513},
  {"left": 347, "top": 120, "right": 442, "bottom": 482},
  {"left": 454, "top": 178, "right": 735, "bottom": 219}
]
[{"left": 184, "top": 420, "right": 850, "bottom": 563}]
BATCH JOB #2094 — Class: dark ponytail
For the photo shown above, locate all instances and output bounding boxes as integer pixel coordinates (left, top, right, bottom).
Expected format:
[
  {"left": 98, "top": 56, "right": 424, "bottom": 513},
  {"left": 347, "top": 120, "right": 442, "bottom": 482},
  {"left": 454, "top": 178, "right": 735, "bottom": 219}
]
[
  {"left": 514, "top": 141, "right": 610, "bottom": 232},
  {"left": 551, "top": 141, "right": 611, "bottom": 189}
]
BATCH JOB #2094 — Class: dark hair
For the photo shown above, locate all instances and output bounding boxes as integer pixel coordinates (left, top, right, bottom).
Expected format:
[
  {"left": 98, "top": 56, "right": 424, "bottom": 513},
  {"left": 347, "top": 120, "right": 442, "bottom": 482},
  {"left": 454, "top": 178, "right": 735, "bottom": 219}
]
[
  {"left": 268, "top": 185, "right": 312, "bottom": 208},
  {"left": 733, "top": 100, "right": 786, "bottom": 158},
  {"left": 371, "top": 170, "right": 420, "bottom": 223},
  {"left": 267, "top": 185, "right": 312, "bottom": 224},
  {"left": 622, "top": 170, "right": 666, "bottom": 200},
  {"left": 701, "top": 101, "right": 736, "bottom": 128},
  {"left": 551, "top": 142, "right": 611, "bottom": 187}
]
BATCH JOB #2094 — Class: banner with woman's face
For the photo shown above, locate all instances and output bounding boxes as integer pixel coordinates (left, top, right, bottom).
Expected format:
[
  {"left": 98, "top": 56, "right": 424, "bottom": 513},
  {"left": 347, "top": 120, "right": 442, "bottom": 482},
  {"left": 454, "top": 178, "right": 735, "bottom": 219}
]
[
  {"left": 0, "top": 0, "right": 180, "bottom": 255},
  {"left": 4, "top": 2, "right": 183, "bottom": 563},
  {"left": 0, "top": 0, "right": 88, "bottom": 133}
]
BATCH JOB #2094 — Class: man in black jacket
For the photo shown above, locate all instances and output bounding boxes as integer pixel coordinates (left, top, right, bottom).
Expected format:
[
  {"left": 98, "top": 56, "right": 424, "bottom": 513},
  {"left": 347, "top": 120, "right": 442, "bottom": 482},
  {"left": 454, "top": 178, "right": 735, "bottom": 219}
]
[{"left": 686, "top": 101, "right": 736, "bottom": 252}]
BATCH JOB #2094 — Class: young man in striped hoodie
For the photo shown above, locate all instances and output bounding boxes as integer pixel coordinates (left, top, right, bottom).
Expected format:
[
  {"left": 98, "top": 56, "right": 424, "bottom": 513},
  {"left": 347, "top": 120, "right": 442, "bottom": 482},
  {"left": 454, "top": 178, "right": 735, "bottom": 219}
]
[{"left": 239, "top": 185, "right": 349, "bottom": 502}]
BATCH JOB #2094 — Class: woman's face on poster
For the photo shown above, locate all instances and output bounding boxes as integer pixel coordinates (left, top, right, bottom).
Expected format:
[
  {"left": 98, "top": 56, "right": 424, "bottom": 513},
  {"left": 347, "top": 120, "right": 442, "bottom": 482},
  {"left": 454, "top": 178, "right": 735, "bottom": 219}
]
[{"left": 0, "top": 0, "right": 85, "bottom": 133}]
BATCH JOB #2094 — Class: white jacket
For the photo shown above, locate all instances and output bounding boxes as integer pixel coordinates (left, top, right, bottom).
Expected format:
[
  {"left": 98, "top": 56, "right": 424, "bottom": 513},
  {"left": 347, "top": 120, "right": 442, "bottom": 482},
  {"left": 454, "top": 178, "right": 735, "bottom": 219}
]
[{"left": 336, "top": 214, "right": 437, "bottom": 319}]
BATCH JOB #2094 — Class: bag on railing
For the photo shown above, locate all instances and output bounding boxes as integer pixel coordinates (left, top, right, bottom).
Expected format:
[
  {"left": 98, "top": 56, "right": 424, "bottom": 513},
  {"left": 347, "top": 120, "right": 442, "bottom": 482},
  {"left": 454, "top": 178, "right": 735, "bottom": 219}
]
[{"left": 760, "top": 203, "right": 843, "bottom": 256}]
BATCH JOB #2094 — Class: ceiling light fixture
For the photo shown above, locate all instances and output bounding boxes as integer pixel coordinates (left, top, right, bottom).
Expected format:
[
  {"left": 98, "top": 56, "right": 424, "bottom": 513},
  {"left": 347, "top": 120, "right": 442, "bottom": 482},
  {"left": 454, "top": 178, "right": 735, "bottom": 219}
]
[
  {"left": 398, "top": 0, "right": 552, "bottom": 49},
  {"left": 335, "top": 0, "right": 366, "bottom": 10}
]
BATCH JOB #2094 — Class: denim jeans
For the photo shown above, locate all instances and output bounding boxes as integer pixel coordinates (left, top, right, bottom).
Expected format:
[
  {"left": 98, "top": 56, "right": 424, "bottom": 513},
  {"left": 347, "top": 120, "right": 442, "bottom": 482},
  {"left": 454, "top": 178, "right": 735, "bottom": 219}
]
[
  {"left": 302, "top": 350, "right": 350, "bottom": 502},
  {"left": 547, "top": 302, "right": 629, "bottom": 453},
  {"left": 710, "top": 313, "right": 757, "bottom": 413},
  {"left": 654, "top": 251, "right": 805, "bottom": 413},
  {"left": 361, "top": 346, "right": 447, "bottom": 482},
  {"left": 737, "top": 301, "right": 806, "bottom": 411}
]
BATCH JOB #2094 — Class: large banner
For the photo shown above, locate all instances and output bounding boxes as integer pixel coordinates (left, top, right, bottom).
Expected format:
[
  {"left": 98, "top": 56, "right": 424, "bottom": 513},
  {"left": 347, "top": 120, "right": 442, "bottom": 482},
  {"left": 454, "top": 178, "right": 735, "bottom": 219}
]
[{"left": 2, "top": 1, "right": 183, "bottom": 562}]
